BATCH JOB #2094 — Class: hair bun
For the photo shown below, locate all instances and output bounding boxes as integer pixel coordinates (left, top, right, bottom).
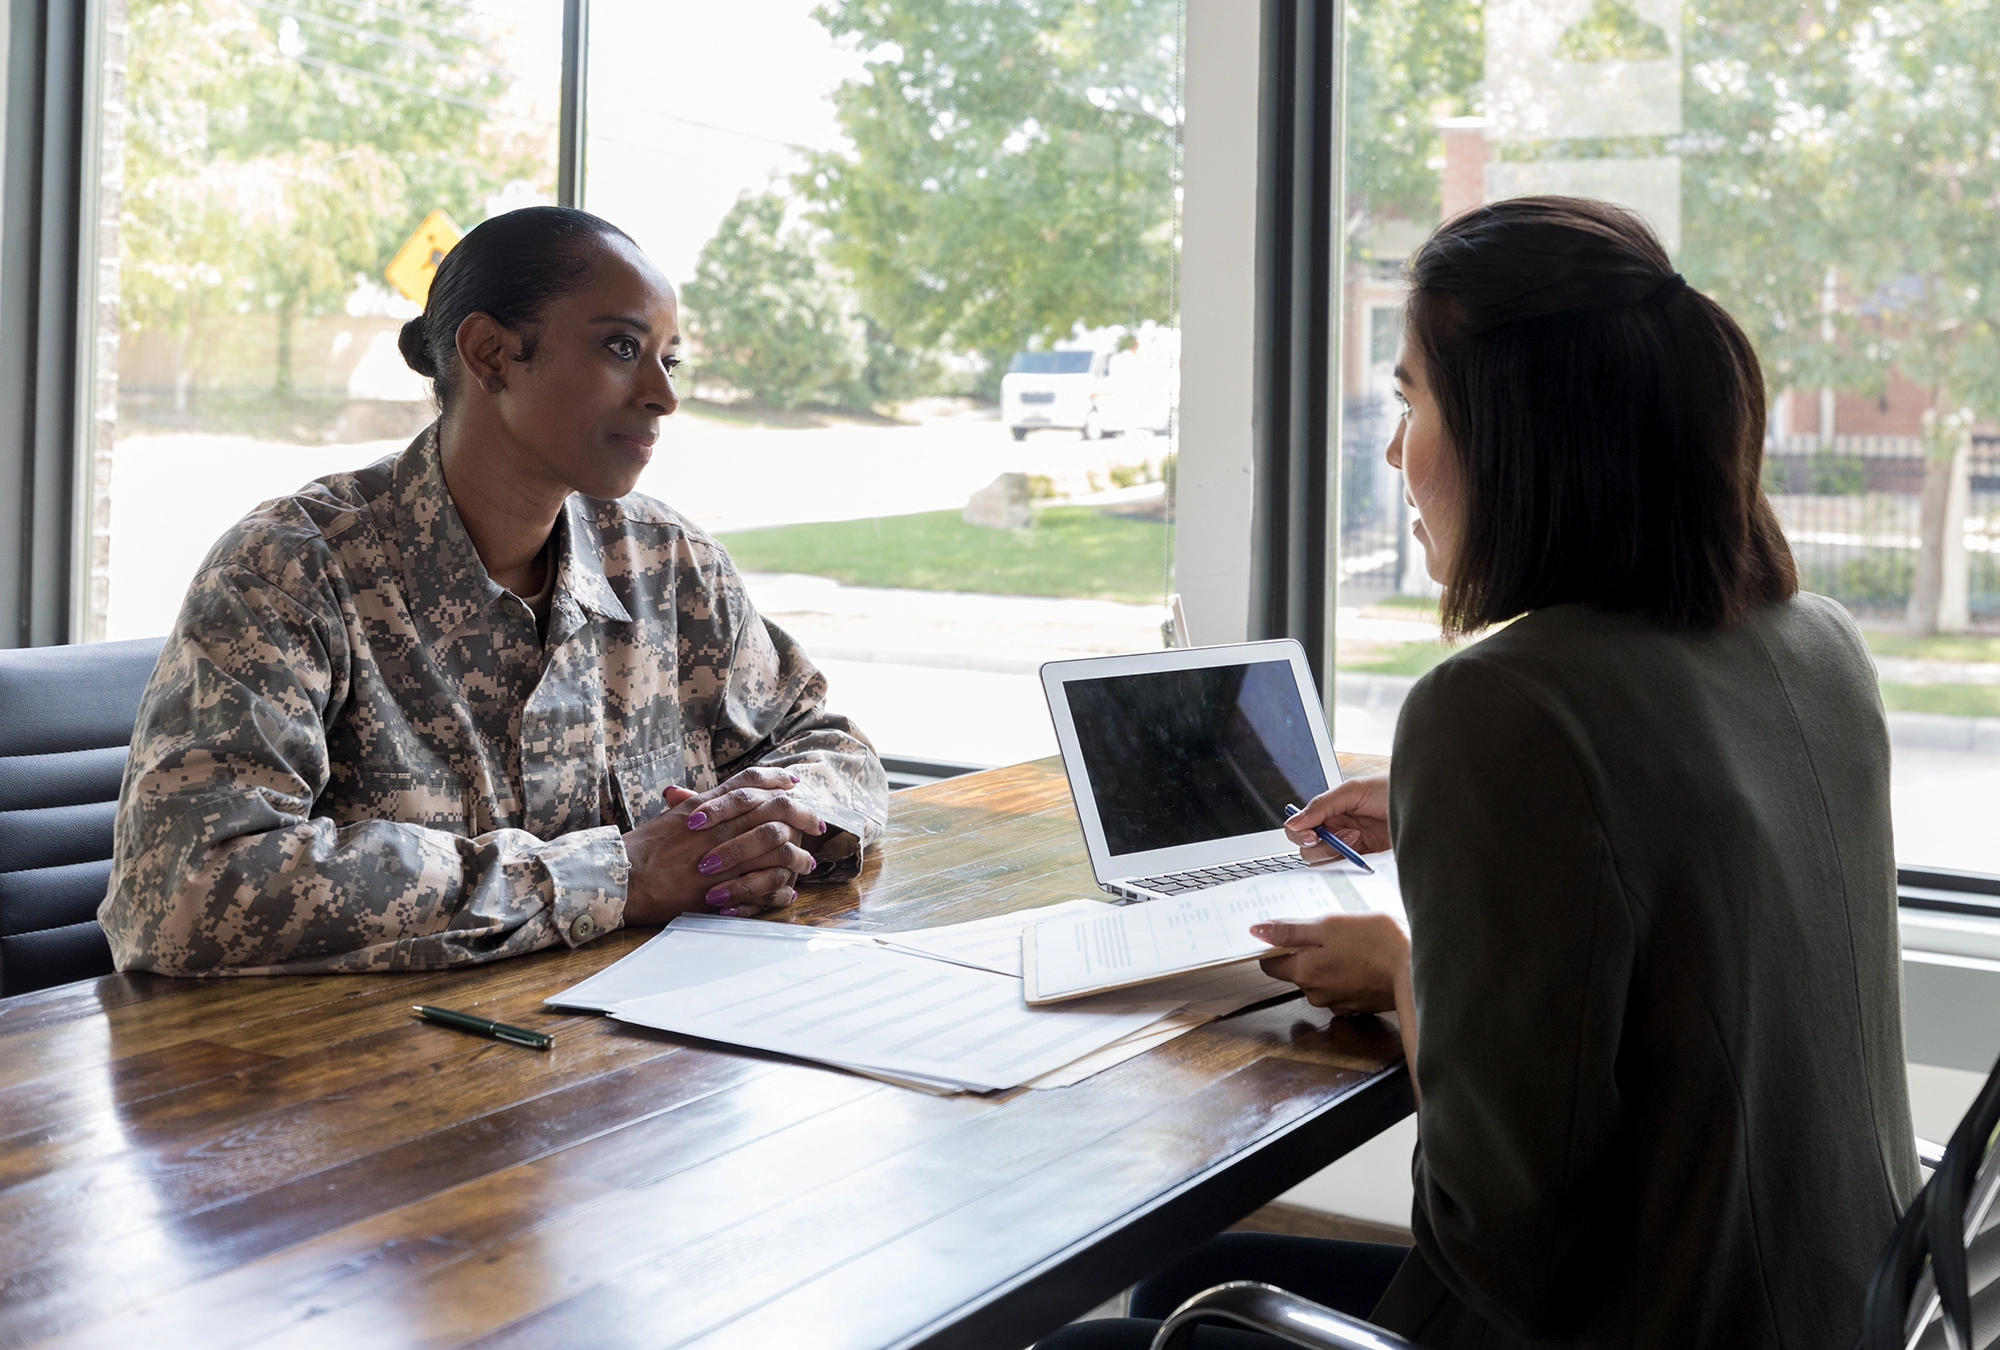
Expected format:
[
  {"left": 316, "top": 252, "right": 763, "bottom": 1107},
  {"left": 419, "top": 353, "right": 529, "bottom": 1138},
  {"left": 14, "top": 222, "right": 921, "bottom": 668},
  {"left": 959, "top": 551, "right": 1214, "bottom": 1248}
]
[{"left": 398, "top": 315, "right": 436, "bottom": 378}]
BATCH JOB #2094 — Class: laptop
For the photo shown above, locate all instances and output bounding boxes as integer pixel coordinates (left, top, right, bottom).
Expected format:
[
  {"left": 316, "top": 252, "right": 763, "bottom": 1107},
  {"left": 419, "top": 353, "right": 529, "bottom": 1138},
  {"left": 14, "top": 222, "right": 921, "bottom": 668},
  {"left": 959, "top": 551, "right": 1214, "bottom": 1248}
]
[{"left": 1041, "top": 639, "right": 1340, "bottom": 903}]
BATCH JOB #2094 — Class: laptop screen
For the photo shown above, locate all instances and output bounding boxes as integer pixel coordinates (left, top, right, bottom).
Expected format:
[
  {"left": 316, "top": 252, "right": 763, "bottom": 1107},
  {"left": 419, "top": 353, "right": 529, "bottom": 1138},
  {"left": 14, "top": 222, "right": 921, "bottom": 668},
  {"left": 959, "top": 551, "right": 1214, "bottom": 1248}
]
[{"left": 1061, "top": 658, "right": 1330, "bottom": 857}]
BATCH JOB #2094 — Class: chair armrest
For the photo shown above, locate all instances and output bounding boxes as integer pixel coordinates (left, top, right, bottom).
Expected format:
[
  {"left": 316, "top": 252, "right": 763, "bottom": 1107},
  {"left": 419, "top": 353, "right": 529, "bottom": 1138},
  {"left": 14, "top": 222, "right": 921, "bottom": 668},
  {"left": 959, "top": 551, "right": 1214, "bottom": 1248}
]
[
  {"left": 1148, "top": 1282, "right": 1423, "bottom": 1350},
  {"left": 1919, "top": 1136, "right": 1947, "bottom": 1171}
]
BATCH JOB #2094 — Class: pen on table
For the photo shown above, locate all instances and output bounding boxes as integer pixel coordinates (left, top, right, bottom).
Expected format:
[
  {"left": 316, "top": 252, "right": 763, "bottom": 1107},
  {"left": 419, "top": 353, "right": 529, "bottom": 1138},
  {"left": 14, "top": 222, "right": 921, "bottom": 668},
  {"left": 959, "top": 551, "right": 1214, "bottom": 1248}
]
[
  {"left": 412, "top": 1005, "right": 554, "bottom": 1050},
  {"left": 1283, "top": 802, "right": 1377, "bottom": 874}
]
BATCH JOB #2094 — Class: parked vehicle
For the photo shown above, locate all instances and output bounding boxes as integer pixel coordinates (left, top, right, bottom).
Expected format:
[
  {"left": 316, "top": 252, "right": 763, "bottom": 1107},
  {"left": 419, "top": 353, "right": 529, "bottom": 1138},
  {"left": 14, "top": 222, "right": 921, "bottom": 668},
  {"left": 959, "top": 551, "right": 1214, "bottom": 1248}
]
[
  {"left": 1000, "top": 349, "right": 1104, "bottom": 441},
  {"left": 1000, "top": 334, "right": 1179, "bottom": 442}
]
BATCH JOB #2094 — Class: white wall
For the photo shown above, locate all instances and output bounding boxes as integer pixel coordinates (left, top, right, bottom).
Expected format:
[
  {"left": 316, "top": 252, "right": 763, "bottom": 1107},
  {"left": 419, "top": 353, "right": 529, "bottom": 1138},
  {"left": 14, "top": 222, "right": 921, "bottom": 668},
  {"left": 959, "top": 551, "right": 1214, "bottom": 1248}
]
[{"left": 1174, "top": 0, "right": 1261, "bottom": 647}]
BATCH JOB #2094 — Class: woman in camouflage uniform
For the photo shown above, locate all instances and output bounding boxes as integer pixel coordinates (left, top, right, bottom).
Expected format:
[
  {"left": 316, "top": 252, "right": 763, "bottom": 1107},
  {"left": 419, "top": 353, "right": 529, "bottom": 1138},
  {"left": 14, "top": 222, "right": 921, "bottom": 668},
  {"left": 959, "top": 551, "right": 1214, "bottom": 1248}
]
[{"left": 101, "top": 207, "right": 888, "bottom": 976}]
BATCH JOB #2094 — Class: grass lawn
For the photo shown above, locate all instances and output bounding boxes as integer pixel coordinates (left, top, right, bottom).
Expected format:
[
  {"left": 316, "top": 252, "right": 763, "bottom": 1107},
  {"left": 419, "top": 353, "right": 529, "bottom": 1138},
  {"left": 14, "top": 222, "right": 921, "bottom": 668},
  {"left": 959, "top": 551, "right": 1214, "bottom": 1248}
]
[
  {"left": 714, "top": 506, "right": 1169, "bottom": 603},
  {"left": 1862, "top": 630, "right": 2000, "bottom": 664},
  {"left": 1335, "top": 642, "right": 1454, "bottom": 677},
  {"left": 1879, "top": 683, "right": 2000, "bottom": 718}
]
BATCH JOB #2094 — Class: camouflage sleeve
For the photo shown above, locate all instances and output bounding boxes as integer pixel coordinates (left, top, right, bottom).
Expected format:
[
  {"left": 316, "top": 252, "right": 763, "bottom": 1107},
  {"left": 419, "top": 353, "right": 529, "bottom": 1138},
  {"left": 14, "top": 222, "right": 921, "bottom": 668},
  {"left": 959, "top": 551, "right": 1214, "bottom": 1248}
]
[
  {"left": 703, "top": 580, "right": 889, "bottom": 880},
  {"left": 99, "top": 563, "right": 628, "bottom": 976}
]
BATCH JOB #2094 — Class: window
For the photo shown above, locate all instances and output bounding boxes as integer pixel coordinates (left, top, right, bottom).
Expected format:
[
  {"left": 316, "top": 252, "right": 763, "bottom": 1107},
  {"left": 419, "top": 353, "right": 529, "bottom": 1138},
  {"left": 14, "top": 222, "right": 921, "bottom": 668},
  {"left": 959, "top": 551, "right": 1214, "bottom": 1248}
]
[
  {"left": 582, "top": 1, "right": 1183, "bottom": 768},
  {"left": 82, "top": 0, "right": 565, "bottom": 642},
  {"left": 1337, "top": 0, "right": 1999, "bottom": 874}
]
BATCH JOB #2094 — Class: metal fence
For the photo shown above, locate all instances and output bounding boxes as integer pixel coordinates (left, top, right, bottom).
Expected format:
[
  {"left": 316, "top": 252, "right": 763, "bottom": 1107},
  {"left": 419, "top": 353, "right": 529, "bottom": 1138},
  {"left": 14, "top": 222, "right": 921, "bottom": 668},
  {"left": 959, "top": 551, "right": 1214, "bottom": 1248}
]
[
  {"left": 1336, "top": 403, "right": 2000, "bottom": 619},
  {"left": 1765, "top": 434, "right": 1998, "bottom": 619},
  {"left": 1339, "top": 396, "right": 1409, "bottom": 596}
]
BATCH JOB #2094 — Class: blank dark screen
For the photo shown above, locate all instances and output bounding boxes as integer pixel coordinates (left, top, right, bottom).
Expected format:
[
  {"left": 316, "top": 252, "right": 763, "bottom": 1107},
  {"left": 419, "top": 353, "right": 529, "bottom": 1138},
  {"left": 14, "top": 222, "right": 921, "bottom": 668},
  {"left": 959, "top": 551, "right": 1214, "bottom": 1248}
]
[{"left": 1063, "top": 660, "right": 1330, "bottom": 856}]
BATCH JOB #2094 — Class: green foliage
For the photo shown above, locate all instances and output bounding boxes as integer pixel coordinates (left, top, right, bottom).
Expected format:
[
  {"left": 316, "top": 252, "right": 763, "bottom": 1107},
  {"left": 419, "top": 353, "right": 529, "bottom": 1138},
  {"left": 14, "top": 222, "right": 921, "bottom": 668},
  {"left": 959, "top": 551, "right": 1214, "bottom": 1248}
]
[
  {"left": 682, "top": 190, "right": 868, "bottom": 410},
  {"left": 804, "top": 0, "right": 1181, "bottom": 394},
  {"left": 1682, "top": 1, "right": 2000, "bottom": 421},
  {"left": 121, "top": 0, "right": 542, "bottom": 393},
  {"left": 715, "top": 505, "right": 1168, "bottom": 603},
  {"left": 1344, "top": 0, "right": 1483, "bottom": 238},
  {"left": 1555, "top": 0, "right": 1671, "bottom": 62},
  {"left": 1793, "top": 548, "right": 1916, "bottom": 608}
]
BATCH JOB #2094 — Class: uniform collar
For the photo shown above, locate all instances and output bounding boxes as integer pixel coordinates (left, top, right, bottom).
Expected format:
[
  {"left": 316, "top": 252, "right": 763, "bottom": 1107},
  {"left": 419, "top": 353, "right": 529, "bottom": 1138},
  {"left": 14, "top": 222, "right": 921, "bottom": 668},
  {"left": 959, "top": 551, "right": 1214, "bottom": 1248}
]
[{"left": 393, "top": 425, "right": 632, "bottom": 655}]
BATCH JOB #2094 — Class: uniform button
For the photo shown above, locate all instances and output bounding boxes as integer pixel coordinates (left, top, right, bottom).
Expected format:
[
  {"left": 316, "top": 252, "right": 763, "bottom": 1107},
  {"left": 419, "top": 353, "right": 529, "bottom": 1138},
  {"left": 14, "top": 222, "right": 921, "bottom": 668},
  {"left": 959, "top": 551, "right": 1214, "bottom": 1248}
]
[
  {"left": 569, "top": 913, "right": 598, "bottom": 943},
  {"left": 507, "top": 598, "right": 528, "bottom": 618}
]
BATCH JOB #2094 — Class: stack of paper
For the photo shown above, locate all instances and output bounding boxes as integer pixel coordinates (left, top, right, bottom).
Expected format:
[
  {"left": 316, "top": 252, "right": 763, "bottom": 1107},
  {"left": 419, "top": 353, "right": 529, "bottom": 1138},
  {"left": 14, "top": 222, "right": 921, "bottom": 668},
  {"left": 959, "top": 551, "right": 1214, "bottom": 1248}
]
[
  {"left": 1024, "top": 857, "right": 1401, "bottom": 1004},
  {"left": 546, "top": 891, "right": 1321, "bottom": 1094}
]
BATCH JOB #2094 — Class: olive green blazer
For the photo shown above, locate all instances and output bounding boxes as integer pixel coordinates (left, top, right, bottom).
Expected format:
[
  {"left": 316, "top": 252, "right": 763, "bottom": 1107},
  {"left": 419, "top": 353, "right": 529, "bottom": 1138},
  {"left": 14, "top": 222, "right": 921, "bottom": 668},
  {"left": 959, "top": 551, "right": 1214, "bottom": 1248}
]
[{"left": 1371, "top": 594, "right": 1920, "bottom": 1348}]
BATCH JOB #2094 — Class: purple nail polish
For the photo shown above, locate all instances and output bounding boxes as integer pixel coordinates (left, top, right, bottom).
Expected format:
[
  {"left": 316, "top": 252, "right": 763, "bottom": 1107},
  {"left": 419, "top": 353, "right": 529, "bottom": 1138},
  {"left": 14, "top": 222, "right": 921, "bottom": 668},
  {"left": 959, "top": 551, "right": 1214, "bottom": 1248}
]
[
  {"left": 706, "top": 886, "right": 730, "bottom": 904},
  {"left": 816, "top": 820, "right": 828, "bottom": 835},
  {"left": 788, "top": 773, "right": 802, "bottom": 784},
  {"left": 699, "top": 855, "right": 723, "bottom": 874},
  {"left": 804, "top": 856, "right": 817, "bottom": 873},
  {"left": 687, "top": 811, "right": 708, "bottom": 828},
  {"left": 719, "top": 907, "right": 741, "bottom": 918}
]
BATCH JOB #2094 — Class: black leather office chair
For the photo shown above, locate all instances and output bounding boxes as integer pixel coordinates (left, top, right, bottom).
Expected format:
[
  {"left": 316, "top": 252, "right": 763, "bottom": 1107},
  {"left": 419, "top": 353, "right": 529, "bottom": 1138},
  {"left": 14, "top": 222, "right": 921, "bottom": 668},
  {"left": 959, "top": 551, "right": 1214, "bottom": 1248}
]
[
  {"left": 0, "top": 637, "right": 164, "bottom": 998},
  {"left": 1147, "top": 1102, "right": 1995, "bottom": 1350}
]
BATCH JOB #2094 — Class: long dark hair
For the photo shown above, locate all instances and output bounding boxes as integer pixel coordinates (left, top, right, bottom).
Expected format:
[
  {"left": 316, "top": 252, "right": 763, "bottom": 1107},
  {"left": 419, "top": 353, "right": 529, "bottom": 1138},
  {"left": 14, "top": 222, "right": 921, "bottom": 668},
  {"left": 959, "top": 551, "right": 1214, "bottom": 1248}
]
[
  {"left": 1405, "top": 196, "right": 1796, "bottom": 635},
  {"left": 398, "top": 205, "right": 636, "bottom": 419}
]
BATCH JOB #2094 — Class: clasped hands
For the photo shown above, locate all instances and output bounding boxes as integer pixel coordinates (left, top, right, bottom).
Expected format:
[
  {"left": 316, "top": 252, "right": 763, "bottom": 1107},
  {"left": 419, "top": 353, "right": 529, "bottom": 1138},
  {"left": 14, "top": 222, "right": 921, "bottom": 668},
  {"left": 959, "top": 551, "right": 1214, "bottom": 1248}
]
[
  {"left": 623, "top": 766, "right": 830, "bottom": 924},
  {"left": 1255, "top": 773, "right": 1409, "bottom": 1015}
]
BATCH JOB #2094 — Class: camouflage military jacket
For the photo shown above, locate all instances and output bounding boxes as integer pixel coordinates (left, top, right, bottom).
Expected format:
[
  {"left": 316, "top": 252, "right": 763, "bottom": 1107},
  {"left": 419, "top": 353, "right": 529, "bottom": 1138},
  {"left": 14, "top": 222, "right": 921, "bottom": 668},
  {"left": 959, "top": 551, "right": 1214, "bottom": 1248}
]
[{"left": 100, "top": 428, "right": 888, "bottom": 976}]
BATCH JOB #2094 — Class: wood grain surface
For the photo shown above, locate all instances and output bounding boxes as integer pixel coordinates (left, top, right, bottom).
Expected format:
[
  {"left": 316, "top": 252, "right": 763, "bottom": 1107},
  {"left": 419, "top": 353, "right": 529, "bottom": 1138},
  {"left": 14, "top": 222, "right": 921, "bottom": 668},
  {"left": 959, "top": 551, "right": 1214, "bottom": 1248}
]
[{"left": 0, "top": 756, "right": 1405, "bottom": 1350}]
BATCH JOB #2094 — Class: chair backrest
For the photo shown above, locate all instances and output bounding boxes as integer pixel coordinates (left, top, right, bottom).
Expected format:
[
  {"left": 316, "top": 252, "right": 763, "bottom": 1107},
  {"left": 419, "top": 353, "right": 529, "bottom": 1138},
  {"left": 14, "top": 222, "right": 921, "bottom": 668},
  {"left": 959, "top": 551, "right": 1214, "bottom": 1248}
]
[
  {"left": 1862, "top": 1052, "right": 2000, "bottom": 1350},
  {"left": 0, "top": 637, "right": 165, "bottom": 999}
]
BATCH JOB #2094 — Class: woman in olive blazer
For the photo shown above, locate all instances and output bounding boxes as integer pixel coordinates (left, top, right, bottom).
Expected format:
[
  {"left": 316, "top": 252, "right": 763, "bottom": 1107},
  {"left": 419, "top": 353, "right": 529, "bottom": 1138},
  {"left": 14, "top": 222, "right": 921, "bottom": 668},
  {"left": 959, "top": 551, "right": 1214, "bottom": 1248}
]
[{"left": 1042, "top": 197, "right": 1917, "bottom": 1350}]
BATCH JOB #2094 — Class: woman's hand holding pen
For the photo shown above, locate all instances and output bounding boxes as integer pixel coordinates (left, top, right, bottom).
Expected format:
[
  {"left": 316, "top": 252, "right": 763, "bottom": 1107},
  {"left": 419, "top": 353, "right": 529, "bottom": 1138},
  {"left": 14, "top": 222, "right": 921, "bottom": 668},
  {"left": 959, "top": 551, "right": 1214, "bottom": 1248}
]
[
  {"left": 622, "top": 767, "right": 826, "bottom": 922},
  {"left": 1285, "top": 773, "right": 1391, "bottom": 860}
]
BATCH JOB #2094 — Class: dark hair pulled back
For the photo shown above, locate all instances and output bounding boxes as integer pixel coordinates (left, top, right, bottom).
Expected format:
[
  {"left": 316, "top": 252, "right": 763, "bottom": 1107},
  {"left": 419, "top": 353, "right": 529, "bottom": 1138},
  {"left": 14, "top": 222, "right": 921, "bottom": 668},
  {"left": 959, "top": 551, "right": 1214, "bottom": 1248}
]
[
  {"left": 397, "top": 205, "right": 635, "bottom": 416},
  {"left": 1404, "top": 195, "right": 1796, "bottom": 635}
]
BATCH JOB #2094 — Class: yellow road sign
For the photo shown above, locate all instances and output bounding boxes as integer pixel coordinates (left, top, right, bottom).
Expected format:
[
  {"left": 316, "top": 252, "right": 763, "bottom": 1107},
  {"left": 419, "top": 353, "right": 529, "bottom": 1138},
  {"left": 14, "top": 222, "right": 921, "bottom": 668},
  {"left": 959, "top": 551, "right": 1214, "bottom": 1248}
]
[{"left": 384, "top": 208, "right": 464, "bottom": 306}]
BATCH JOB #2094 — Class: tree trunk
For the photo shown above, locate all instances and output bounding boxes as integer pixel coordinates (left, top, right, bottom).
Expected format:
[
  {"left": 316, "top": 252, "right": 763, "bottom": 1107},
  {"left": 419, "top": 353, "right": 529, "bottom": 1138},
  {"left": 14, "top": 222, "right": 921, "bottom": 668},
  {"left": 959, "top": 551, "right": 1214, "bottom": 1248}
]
[
  {"left": 275, "top": 292, "right": 296, "bottom": 396},
  {"left": 1907, "top": 413, "right": 1971, "bottom": 635}
]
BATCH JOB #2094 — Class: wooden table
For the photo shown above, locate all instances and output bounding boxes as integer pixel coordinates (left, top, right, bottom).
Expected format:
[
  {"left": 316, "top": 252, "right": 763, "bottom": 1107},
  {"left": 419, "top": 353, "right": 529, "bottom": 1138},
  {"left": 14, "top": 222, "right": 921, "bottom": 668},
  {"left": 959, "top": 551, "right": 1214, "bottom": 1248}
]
[{"left": 0, "top": 757, "right": 1407, "bottom": 1350}]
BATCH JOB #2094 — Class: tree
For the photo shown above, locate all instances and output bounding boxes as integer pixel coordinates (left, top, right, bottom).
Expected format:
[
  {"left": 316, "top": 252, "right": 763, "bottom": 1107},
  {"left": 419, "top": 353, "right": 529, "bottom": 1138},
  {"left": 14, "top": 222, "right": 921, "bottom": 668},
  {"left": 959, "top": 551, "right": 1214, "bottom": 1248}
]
[
  {"left": 1683, "top": 0, "right": 2000, "bottom": 633},
  {"left": 121, "top": 0, "right": 542, "bottom": 398},
  {"left": 804, "top": 0, "right": 1181, "bottom": 396},
  {"left": 1343, "top": 0, "right": 1484, "bottom": 246},
  {"left": 681, "top": 189, "right": 868, "bottom": 410}
]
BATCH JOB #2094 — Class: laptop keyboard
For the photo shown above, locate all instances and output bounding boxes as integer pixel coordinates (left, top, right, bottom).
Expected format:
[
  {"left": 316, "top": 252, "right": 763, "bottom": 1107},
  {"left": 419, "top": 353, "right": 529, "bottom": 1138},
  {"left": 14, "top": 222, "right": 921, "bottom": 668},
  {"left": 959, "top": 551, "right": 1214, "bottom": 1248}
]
[{"left": 1126, "top": 852, "right": 1308, "bottom": 896}]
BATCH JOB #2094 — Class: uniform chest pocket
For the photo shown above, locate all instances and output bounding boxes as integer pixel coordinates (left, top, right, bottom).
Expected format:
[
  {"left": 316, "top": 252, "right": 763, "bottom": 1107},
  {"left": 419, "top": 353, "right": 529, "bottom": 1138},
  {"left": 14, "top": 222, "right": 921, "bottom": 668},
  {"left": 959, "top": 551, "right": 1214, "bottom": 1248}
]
[{"left": 606, "top": 746, "right": 688, "bottom": 833}]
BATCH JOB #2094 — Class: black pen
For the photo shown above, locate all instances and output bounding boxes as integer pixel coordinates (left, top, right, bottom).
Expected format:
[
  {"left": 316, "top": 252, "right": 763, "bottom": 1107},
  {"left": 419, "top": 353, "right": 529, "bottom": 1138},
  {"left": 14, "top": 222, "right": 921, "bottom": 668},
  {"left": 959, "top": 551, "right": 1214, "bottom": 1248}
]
[
  {"left": 412, "top": 1004, "right": 554, "bottom": 1050},
  {"left": 1283, "top": 802, "right": 1377, "bottom": 874}
]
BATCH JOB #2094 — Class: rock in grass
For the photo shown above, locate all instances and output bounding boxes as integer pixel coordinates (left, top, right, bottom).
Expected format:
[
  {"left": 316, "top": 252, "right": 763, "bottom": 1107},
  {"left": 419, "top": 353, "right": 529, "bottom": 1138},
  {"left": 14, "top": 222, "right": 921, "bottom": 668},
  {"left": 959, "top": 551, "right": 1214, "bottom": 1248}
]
[{"left": 963, "top": 473, "right": 1034, "bottom": 530}]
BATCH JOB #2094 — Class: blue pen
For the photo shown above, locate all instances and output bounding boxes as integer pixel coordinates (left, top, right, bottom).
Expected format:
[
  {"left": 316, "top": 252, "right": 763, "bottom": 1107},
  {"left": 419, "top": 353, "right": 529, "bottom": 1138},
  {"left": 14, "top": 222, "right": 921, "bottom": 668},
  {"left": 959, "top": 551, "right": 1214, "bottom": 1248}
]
[{"left": 1284, "top": 802, "right": 1376, "bottom": 874}]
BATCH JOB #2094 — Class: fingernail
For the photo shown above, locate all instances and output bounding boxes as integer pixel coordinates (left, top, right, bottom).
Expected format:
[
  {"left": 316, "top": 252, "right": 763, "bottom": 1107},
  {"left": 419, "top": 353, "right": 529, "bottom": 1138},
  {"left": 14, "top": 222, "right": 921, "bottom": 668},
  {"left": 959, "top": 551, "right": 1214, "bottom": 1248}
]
[
  {"left": 1249, "top": 924, "right": 1273, "bottom": 937},
  {"left": 815, "top": 820, "right": 828, "bottom": 835},
  {"left": 788, "top": 772, "right": 802, "bottom": 784},
  {"left": 719, "top": 906, "right": 741, "bottom": 917},
  {"left": 706, "top": 886, "right": 730, "bottom": 904},
  {"left": 699, "top": 855, "right": 723, "bottom": 874},
  {"left": 687, "top": 811, "right": 708, "bottom": 829},
  {"left": 804, "top": 856, "right": 818, "bottom": 873}
]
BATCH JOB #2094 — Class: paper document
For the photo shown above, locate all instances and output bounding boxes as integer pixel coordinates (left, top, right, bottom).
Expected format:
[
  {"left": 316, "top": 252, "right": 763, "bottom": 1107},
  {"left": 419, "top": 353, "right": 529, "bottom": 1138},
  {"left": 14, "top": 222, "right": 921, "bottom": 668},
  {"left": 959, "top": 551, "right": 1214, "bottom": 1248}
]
[
  {"left": 874, "top": 898, "right": 1116, "bottom": 977},
  {"left": 1020, "top": 1013, "right": 1209, "bottom": 1089},
  {"left": 1024, "top": 860, "right": 1400, "bottom": 1004},
  {"left": 546, "top": 914, "right": 871, "bottom": 1012},
  {"left": 610, "top": 944, "right": 1178, "bottom": 1093}
]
